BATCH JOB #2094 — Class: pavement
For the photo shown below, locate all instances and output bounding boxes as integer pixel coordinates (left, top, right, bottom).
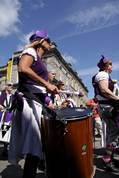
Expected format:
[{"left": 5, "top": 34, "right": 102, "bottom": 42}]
[
  {"left": 0, "top": 137, "right": 119, "bottom": 178},
  {"left": 93, "top": 137, "right": 119, "bottom": 178},
  {"left": 0, "top": 142, "right": 46, "bottom": 178}
]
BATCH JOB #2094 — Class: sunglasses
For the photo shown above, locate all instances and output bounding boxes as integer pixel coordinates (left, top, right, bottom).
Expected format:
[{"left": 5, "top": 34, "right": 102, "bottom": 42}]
[
  {"left": 7, "top": 84, "right": 13, "bottom": 87},
  {"left": 40, "top": 38, "right": 51, "bottom": 44}
]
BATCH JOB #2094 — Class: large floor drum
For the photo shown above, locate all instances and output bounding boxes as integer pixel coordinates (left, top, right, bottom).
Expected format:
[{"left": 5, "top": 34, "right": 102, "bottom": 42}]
[{"left": 42, "top": 107, "right": 95, "bottom": 178}]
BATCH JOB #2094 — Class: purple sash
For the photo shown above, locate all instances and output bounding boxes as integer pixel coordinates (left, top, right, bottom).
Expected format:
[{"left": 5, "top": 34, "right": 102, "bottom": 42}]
[
  {"left": 0, "top": 112, "right": 2, "bottom": 121},
  {"left": 0, "top": 111, "right": 13, "bottom": 123}
]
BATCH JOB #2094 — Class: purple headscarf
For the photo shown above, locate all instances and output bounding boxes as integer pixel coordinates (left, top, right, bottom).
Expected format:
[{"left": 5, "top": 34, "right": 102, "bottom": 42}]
[
  {"left": 97, "top": 55, "right": 112, "bottom": 69},
  {"left": 29, "top": 30, "right": 48, "bottom": 42}
]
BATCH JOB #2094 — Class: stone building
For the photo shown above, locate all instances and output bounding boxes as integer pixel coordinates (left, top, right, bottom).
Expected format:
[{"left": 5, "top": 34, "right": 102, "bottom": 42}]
[
  {"left": 42, "top": 48, "right": 88, "bottom": 106},
  {"left": 0, "top": 48, "right": 88, "bottom": 106}
]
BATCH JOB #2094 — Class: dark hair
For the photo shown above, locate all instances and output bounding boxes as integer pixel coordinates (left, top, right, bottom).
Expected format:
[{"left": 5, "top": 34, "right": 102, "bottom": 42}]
[
  {"left": 29, "top": 34, "right": 42, "bottom": 43},
  {"left": 33, "top": 43, "right": 42, "bottom": 50}
]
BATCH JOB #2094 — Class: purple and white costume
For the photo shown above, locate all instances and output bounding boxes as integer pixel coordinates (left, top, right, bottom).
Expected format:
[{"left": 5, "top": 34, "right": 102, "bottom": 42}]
[
  {"left": 0, "top": 91, "right": 13, "bottom": 143},
  {"left": 9, "top": 48, "right": 48, "bottom": 164}
]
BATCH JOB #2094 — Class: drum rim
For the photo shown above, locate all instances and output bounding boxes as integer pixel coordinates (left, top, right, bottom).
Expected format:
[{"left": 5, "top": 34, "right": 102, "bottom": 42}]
[
  {"left": 55, "top": 114, "right": 92, "bottom": 121},
  {"left": 55, "top": 107, "right": 92, "bottom": 121}
]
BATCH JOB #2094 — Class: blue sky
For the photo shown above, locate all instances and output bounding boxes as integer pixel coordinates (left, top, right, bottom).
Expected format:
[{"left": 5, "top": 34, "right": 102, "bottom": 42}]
[{"left": 0, "top": 0, "right": 119, "bottom": 98}]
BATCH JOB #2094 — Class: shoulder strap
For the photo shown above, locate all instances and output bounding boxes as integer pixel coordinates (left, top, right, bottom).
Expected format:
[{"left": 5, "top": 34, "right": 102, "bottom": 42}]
[{"left": 92, "top": 73, "right": 105, "bottom": 97}]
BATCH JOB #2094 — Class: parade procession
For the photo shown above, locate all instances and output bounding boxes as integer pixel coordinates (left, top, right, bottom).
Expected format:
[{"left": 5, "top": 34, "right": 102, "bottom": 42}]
[{"left": 0, "top": 30, "right": 119, "bottom": 178}]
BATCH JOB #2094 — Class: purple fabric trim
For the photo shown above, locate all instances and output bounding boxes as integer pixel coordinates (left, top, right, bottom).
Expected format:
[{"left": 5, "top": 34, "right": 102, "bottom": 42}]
[
  {"left": 35, "top": 30, "right": 48, "bottom": 38},
  {"left": 0, "top": 112, "right": 3, "bottom": 121},
  {"left": 29, "top": 30, "right": 48, "bottom": 42},
  {"left": 4, "top": 112, "right": 13, "bottom": 122},
  {"left": 0, "top": 111, "right": 12, "bottom": 122},
  {"left": 45, "top": 96, "right": 51, "bottom": 105}
]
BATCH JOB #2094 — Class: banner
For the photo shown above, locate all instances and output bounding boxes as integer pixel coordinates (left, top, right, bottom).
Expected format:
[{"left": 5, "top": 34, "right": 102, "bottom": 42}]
[{"left": 6, "top": 60, "right": 13, "bottom": 81}]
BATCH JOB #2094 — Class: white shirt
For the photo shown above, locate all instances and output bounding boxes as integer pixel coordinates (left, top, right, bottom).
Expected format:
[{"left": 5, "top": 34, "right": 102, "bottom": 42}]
[{"left": 95, "top": 71, "right": 109, "bottom": 101}]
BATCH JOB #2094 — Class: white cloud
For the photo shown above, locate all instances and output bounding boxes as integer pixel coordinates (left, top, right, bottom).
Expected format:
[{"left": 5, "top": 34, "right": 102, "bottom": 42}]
[
  {"left": 77, "top": 61, "right": 119, "bottom": 76},
  {"left": 25, "top": 0, "right": 45, "bottom": 10},
  {"left": 17, "top": 31, "right": 33, "bottom": 50},
  {"left": 60, "top": 2, "right": 119, "bottom": 39},
  {"left": 0, "top": 0, "right": 21, "bottom": 37},
  {"left": 112, "top": 62, "right": 119, "bottom": 71},
  {"left": 67, "top": 2, "right": 119, "bottom": 26},
  {"left": 34, "top": 0, "right": 45, "bottom": 9},
  {"left": 78, "top": 66, "right": 97, "bottom": 76},
  {"left": 62, "top": 53, "right": 98, "bottom": 77}
]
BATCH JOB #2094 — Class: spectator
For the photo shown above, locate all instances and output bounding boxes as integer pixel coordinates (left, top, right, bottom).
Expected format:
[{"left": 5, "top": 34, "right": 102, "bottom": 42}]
[
  {"left": 0, "top": 82, "right": 14, "bottom": 156},
  {"left": 54, "top": 80, "right": 67, "bottom": 108},
  {"left": 66, "top": 93, "right": 77, "bottom": 107}
]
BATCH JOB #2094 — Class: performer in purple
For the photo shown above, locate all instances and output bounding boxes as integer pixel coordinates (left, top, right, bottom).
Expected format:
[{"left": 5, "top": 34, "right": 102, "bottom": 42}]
[
  {"left": 92, "top": 55, "right": 119, "bottom": 172},
  {"left": 8, "top": 30, "right": 59, "bottom": 178}
]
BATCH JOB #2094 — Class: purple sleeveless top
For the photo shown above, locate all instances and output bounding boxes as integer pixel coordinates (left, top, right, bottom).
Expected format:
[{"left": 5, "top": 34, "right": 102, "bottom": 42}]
[{"left": 18, "top": 48, "right": 48, "bottom": 91}]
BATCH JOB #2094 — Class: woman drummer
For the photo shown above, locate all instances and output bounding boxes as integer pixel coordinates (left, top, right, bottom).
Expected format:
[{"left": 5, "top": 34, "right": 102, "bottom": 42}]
[
  {"left": 8, "top": 30, "right": 59, "bottom": 178},
  {"left": 92, "top": 55, "right": 119, "bottom": 172}
]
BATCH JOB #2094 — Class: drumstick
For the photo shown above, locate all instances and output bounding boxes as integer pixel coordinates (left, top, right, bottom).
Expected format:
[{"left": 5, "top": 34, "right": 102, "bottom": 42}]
[{"left": 59, "top": 90, "right": 84, "bottom": 97}]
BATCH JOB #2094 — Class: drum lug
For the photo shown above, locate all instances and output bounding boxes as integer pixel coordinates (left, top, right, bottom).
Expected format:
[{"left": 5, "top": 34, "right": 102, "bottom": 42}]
[
  {"left": 62, "top": 120, "right": 68, "bottom": 135},
  {"left": 62, "top": 120, "right": 67, "bottom": 124},
  {"left": 64, "top": 127, "right": 68, "bottom": 135},
  {"left": 60, "top": 120, "right": 68, "bottom": 126}
]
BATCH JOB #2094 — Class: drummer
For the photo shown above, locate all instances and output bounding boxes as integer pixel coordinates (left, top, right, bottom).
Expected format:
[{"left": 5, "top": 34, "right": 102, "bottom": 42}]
[
  {"left": 92, "top": 55, "right": 119, "bottom": 172},
  {"left": 8, "top": 30, "right": 59, "bottom": 178}
]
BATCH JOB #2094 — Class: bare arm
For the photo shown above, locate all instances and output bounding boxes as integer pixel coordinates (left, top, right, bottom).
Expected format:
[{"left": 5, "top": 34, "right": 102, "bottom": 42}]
[
  {"left": 98, "top": 79, "right": 119, "bottom": 100},
  {"left": 18, "top": 55, "right": 58, "bottom": 93}
]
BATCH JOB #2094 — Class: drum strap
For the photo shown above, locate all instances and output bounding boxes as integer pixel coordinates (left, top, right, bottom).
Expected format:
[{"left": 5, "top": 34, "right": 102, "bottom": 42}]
[
  {"left": 21, "top": 90, "right": 56, "bottom": 119},
  {"left": 98, "top": 100, "right": 114, "bottom": 105},
  {"left": 99, "top": 100, "right": 119, "bottom": 111}
]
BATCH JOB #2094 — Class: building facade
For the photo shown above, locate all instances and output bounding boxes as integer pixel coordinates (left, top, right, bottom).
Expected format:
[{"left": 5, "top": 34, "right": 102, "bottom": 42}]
[{"left": 43, "top": 48, "right": 88, "bottom": 106}]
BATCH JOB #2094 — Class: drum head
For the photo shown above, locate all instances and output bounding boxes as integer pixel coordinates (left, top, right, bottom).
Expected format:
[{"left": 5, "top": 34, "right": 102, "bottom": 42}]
[{"left": 55, "top": 107, "right": 92, "bottom": 121}]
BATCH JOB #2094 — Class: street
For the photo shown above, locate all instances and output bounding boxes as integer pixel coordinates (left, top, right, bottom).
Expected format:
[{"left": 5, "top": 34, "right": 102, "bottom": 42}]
[
  {"left": 0, "top": 137, "right": 119, "bottom": 178},
  {"left": 0, "top": 142, "right": 46, "bottom": 178},
  {"left": 93, "top": 137, "right": 119, "bottom": 178}
]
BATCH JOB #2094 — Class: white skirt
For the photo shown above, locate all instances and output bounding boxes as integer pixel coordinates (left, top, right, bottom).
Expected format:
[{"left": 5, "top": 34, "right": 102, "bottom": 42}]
[{"left": 8, "top": 97, "right": 43, "bottom": 164}]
